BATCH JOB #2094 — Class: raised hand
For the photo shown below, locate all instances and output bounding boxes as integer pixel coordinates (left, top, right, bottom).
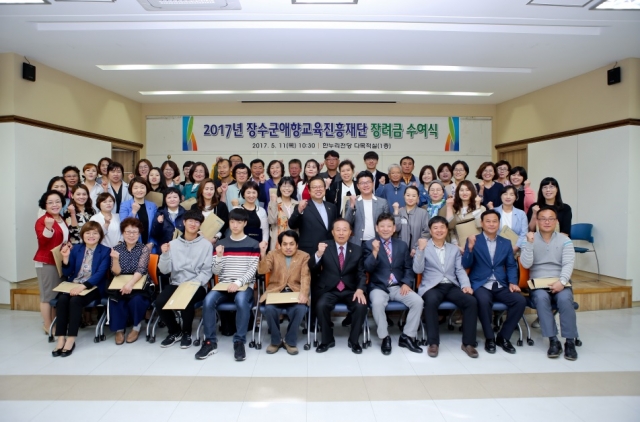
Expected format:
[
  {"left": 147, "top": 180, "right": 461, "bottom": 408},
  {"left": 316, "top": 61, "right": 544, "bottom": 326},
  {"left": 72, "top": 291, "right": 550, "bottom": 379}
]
[
  {"left": 524, "top": 180, "right": 531, "bottom": 188},
  {"left": 371, "top": 239, "right": 380, "bottom": 253},
  {"left": 379, "top": 176, "right": 386, "bottom": 185},
  {"left": 259, "top": 173, "right": 266, "bottom": 183},
  {"left": 526, "top": 232, "right": 535, "bottom": 243},
  {"left": 127, "top": 173, "right": 135, "bottom": 182},
  {"left": 157, "top": 215, "right": 164, "bottom": 224},
  {"left": 532, "top": 204, "right": 540, "bottom": 215},
  {"left": 67, "top": 204, "right": 76, "bottom": 215},
  {"left": 220, "top": 182, "right": 228, "bottom": 193},
  {"left": 216, "top": 245, "right": 225, "bottom": 257},
  {"left": 392, "top": 202, "right": 400, "bottom": 213},
  {"left": 316, "top": 242, "right": 328, "bottom": 258},
  {"left": 60, "top": 243, "right": 72, "bottom": 258},
  {"left": 349, "top": 195, "right": 357, "bottom": 209},
  {"left": 324, "top": 178, "right": 331, "bottom": 189},
  {"left": 297, "top": 199, "right": 308, "bottom": 213},
  {"left": 417, "top": 238, "right": 428, "bottom": 251},
  {"left": 131, "top": 202, "right": 141, "bottom": 215},
  {"left": 446, "top": 196, "right": 454, "bottom": 208},
  {"left": 173, "top": 175, "right": 181, "bottom": 185},
  {"left": 475, "top": 196, "right": 482, "bottom": 207},
  {"left": 161, "top": 243, "right": 170, "bottom": 254},
  {"left": 44, "top": 217, "right": 55, "bottom": 230},
  {"left": 259, "top": 240, "right": 268, "bottom": 255},
  {"left": 487, "top": 201, "right": 494, "bottom": 210},
  {"left": 467, "top": 235, "right": 476, "bottom": 252},
  {"left": 231, "top": 199, "right": 239, "bottom": 207},
  {"left": 110, "top": 248, "right": 120, "bottom": 260}
]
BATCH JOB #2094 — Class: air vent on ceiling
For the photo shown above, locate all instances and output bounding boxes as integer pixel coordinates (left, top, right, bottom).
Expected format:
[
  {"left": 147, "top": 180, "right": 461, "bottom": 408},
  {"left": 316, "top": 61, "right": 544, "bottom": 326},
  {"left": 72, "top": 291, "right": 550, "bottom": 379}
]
[
  {"left": 137, "top": 0, "right": 241, "bottom": 11},
  {"left": 527, "top": 0, "right": 593, "bottom": 6}
]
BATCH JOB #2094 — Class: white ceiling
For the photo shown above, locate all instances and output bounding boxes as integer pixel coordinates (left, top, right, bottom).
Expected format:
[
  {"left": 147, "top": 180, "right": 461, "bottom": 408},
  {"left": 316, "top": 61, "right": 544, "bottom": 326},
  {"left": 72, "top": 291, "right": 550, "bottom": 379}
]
[{"left": 0, "top": 0, "right": 638, "bottom": 104}]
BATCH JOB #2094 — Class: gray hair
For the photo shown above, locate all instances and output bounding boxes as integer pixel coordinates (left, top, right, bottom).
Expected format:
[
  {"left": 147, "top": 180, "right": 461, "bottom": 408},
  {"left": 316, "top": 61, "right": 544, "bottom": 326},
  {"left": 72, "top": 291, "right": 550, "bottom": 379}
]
[{"left": 387, "top": 163, "right": 401, "bottom": 173}]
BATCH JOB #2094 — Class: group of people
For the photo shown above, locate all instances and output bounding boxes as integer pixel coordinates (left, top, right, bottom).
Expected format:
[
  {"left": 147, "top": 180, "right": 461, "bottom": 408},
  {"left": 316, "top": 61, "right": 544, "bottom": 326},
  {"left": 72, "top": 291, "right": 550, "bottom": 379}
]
[{"left": 34, "top": 150, "right": 579, "bottom": 361}]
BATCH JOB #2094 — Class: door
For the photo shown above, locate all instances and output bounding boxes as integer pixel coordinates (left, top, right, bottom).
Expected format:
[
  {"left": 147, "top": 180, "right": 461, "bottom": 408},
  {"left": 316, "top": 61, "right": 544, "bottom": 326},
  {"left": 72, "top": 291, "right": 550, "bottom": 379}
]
[
  {"left": 112, "top": 148, "right": 138, "bottom": 181},
  {"left": 498, "top": 146, "right": 528, "bottom": 169}
]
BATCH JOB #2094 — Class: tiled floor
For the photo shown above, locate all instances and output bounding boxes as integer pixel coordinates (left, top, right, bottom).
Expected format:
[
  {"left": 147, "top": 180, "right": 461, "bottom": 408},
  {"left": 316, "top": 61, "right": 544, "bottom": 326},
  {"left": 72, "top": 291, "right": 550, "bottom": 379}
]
[{"left": 0, "top": 308, "right": 639, "bottom": 421}]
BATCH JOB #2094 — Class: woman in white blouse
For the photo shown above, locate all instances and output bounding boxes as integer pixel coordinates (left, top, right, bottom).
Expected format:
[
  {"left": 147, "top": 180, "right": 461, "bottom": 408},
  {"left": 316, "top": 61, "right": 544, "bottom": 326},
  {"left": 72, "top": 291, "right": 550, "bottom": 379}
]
[
  {"left": 441, "top": 180, "right": 485, "bottom": 253},
  {"left": 89, "top": 192, "right": 122, "bottom": 248}
]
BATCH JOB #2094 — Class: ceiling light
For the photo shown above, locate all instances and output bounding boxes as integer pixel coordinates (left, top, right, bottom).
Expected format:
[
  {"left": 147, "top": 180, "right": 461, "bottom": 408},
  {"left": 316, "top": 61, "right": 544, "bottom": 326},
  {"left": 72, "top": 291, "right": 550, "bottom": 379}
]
[
  {"left": 0, "top": 0, "right": 49, "bottom": 4},
  {"left": 591, "top": 0, "right": 640, "bottom": 9},
  {"left": 98, "top": 63, "right": 532, "bottom": 73},
  {"left": 138, "top": 89, "right": 492, "bottom": 97},
  {"left": 292, "top": 0, "right": 357, "bottom": 3}
]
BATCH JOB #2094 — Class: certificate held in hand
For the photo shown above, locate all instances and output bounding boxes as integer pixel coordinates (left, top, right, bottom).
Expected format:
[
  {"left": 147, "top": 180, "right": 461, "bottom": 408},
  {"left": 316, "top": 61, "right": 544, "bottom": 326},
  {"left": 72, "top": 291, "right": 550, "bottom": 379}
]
[
  {"left": 200, "top": 213, "right": 225, "bottom": 241},
  {"left": 456, "top": 219, "right": 481, "bottom": 250},
  {"left": 163, "top": 281, "right": 201, "bottom": 310},
  {"left": 54, "top": 281, "right": 96, "bottom": 296},
  {"left": 109, "top": 274, "right": 147, "bottom": 290},
  {"left": 499, "top": 225, "right": 519, "bottom": 248},
  {"left": 51, "top": 244, "right": 64, "bottom": 277}
]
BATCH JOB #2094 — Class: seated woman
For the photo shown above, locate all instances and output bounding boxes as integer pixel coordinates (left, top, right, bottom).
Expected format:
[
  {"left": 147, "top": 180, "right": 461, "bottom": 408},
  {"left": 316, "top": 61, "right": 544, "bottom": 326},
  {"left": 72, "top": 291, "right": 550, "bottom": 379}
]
[
  {"left": 120, "top": 177, "right": 158, "bottom": 251},
  {"left": 38, "top": 177, "right": 70, "bottom": 218},
  {"left": 494, "top": 185, "right": 528, "bottom": 254},
  {"left": 527, "top": 177, "right": 572, "bottom": 237},
  {"left": 393, "top": 186, "right": 429, "bottom": 257},
  {"left": 148, "top": 167, "right": 167, "bottom": 193},
  {"left": 417, "top": 165, "right": 437, "bottom": 207},
  {"left": 267, "top": 177, "right": 298, "bottom": 251},
  {"left": 35, "top": 190, "right": 69, "bottom": 334},
  {"left": 90, "top": 192, "right": 122, "bottom": 248},
  {"left": 191, "top": 178, "right": 229, "bottom": 244},
  {"left": 109, "top": 217, "right": 152, "bottom": 345},
  {"left": 509, "top": 166, "right": 535, "bottom": 213},
  {"left": 475, "top": 162, "right": 503, "bottom": 209},
  {"left": 423, "top": 181, "right": 447, "bottom": 219},
  {"left": 64, "top": 184, "right": 96, "bottom": 244},
  {"left": 183, "top": 161, "right": 209, "bottom": 200},
  {"left": 441, "top": 180, "right": 485, "bottom": 253},
  {"left": 236, "top": 181, "right": 268, "bottom": 243},
  {"left": 53, "top": 222, "right": 110, "bottom": 357},
  {"left": 326, "top": 160, "right": 360, "bottom": 216}
]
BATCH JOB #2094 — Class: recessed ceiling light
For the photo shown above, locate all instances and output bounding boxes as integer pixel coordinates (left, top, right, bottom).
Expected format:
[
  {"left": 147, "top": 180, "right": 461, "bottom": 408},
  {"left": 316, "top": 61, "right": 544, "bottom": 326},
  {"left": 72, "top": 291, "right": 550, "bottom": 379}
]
[
  {"left": 591, "top": 0, "right": 640, "bottom": 9},
  {"left": 0, "top": 0, "right": 49, "bottom": 4},
  {"left": 138, "top": 90, "right": 492, "bottom": 97},
  {"left": 98, "top": 63, "right": 532, "bottom": 73},
  {"left": 292, "top": 0, "right": 357, "bottom": 4}
]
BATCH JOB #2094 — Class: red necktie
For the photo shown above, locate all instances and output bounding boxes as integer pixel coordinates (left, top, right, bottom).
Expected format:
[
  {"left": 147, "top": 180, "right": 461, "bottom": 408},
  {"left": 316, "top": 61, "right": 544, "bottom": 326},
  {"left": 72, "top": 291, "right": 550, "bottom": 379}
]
[{"left": 337, "top": 246, "right": 345, "bottom": 291}]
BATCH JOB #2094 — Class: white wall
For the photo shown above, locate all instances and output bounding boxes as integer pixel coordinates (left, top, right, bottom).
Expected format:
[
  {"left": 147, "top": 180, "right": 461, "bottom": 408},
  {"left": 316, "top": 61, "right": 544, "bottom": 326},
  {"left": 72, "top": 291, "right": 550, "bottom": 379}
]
[
  {"left": 0, "top": 122, "right": 112, "bottom": 302},
  {"left": 528, "top": 126, "right": 635, "bottom": 295}
]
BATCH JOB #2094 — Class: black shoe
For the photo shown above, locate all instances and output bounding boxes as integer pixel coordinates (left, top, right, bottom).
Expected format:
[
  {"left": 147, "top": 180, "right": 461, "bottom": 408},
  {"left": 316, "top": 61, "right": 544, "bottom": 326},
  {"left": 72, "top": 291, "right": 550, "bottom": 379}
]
[
  {"left": 497, "top": 335, "right": 516, "bottom": 354},
  {"left": 398, "top": 334, "right": 423, "bottom": 353},
  {"left": 381, "top": 336, "right": 392, "bottom": 355},
  {"left": 60, "top": 343, "right": 75, "bottom": 358},
  {"left": 485, "top": 338, "right": 496, "bottom": 354},
  {"left": 341, "top": 314, "right": 352, "bottom": 327},
  {"left": 195, "top": 340, "right": 218, "bottom": 360},
  {"left": 564, "top": 341, "right": 578, "bottom": 361},
  {"left": 234, "top": 341, "right": 246, "bottom": 361},
  {"left": 180, "top": 333, "right": 192, "bottom": 349},
  {"left": 348, "top": 340, "right": 362, "bottom": 354},
  {"left": 315, "top": 341, "right": 336, "bottom": 353},
  {"left": 547, "top": 339, "right": 562, "bottom": 358},
  {"left": 52, "top": 347, "right": 63, "bottom": 357},
  {"left": 161, "top": 332, "right": 183, "bottom": 348}
]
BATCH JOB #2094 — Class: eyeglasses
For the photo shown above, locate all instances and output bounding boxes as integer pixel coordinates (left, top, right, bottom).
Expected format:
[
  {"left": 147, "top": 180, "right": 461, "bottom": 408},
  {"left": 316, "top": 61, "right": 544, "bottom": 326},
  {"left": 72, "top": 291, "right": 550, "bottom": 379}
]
[
  {"left": 310, "top": 186, "right": 325, "bottom": 191},
  {"left": 46, "top": 201, "right": 62, "bottom": 205},
  {"left": 538, "top": 218, "right": 557, "bottom": 223},
  {"left": 497, "top": 166, "right": 509, "bottom": 172},
  {"left": 542, "top": 186, "right": 557, "bottom": 191},
  {"left": 453, "top": 168, "right": 465, "bottom": 173},
  {"left": 124, "top": 230, "right": 140, "bottom": 235},
  {"left": 358, "top": 181, "right": 372, "bottom": 186}
]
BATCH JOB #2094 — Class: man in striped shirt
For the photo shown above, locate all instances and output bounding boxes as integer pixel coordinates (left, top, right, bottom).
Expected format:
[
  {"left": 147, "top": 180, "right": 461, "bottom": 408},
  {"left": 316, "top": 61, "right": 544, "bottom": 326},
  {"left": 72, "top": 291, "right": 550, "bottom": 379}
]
[
  {"left": 197, "top": 208, "right": 260, "bottom": 362},
  {"left": 520, "top": 205, "right": 578, "bottom": 361}
]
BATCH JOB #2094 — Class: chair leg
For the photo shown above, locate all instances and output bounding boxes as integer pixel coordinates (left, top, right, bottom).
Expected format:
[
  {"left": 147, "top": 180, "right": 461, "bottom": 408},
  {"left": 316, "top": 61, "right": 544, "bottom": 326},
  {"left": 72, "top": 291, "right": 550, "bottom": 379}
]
[
  {"left": 193, "top": 318, "right": 203, "bottom": 347},
  {"left": 304, "top": 310, "right": 311, "bottom": 351},
  {"left": 522, "top": 316, "right": 533, "bottom": 346},
  {"left": 516, "top": 320, "right": 523, "bottom": 346},
  {"left": 146, "top": 307, "right": 156, "bottom": 341},
  {"left": 48, "top": 317, "right": 56, "bottom": 343},
  {"left": 593, "top": 246, "right": 600, "bottom": 282}
]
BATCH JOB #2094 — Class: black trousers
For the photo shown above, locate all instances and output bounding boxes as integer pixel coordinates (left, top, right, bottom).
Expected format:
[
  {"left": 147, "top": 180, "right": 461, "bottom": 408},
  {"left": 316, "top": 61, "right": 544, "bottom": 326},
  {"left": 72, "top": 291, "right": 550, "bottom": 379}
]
[
  {"left": 55, "top": 289, "right": 101, "bottom": 337},
  {"left": 474, "top": 285, "right": 526, "bottom": 341},
  {"left": 155, "top": 284, "right": 207, "bottom": 335},
  {"left": 422, "top": 283, "right": 477, "bottom": 346},
  {"left": 316, "top": 289, "right": 368, "bottom": 344}
]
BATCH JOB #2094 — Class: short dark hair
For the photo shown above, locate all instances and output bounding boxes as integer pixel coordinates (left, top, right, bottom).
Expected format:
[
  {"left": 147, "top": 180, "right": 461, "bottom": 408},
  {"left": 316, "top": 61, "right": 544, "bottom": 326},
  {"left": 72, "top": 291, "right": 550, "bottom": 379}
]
[
  {"left": 419, "top": 165, "right": 437, "bottom": 183},
  {"left": 404, "top": 185, "right": 420, "bottom": 196},
  {"left": 501, "top": 185, "right": 519, "bottom": 200},
  {"left": 229, "top": 154, "right": 243, "bottom": 162},
  {"left": 509, "top": 166, "right": 528, "bottom": 183},
  {"left": 475, "top": 162, "right": 498, "bottom": 180},
  {"left": 363, "top": 151, "right": 379, "bottom": 161},
  {"left": 182, "top": 160, "right": 194, "bottom": 170},
  {"left": 356, "top": 170, "right": 374, "bottom": 183},
  {"left": 229, "top": 207, "right": 249, "bottom": 222},
  {"left": 79, "top": 221, "right": 104, "bottom": 243},
  {"left": 276, "top": 177, "right": 296, "bottom": 198},
  {"left": 120, "top": 216, "right": 145, "bottom": 235},
  {"left": 188, "top": 162, "right": 210, "bottom": 183},
  {"left": 183, "top": 209, "right": 205, "bottom": 224},
  {"left": 267, "top": 160, "right": 285, "bottom": 179},
  {"left": 277, "top": 230, "right": 299, "bottom": 246},
  {"left": 62, "top": 165, "right": 80, "bottom": 177},
  {"left": 400, "top": 156, "right": 414, "bottom": 166},
  {"left": 376, "top": 212, "right": 395, "bottom": 225},
  {"left": 162, "top": 187, "right": 182, "bottom": 208},
  {"left": 537, "top": 204, "right": 558, "bottom": 218},
  {"left": 451, "top": 160, "right": 469, "bottom": 175},
  {"left": 324, "top": 150, "right": 339, "bottom": 159},
  {"left": 148, "top": 167, "right": 168, "bottom": 191},
  {"left": 160, "top": 160, "right": 180, "bottom": 180},
  {"left": 240, "top": 180, "right": 260, "bottom": 199},
  {"left": 308, "top": 175, "right": 325, "bottom": 189},
  {"left": 128, "top": 176, "right": 151, "bottom": 196},
  {"left": 437, "top": 163, "right": 453, "bottom": 177},
  {"left": 495, "top": 160, "right": 512, "bottom": 172},
  {"left": 107, "top": 162, "right": 124, "bottom": 174},
  {"left": 288, "top": 158, "right": 302, "bottom": 168},
  {"left": 331, "top": 217, "right": 351, "bottom": 231},
  {"left": 46, "top": 176, "right": 67, "bottom": 192},
  {"left": 96, "top": 192, "right": 115, "bottom": 211},
  {"left": 232, "top": 163, "right": 250, "bottom": 180},
  {"left": 481, "top": 209, "right": 501, "bottom": 222},
  {"left": 428, "top": 215, "right": 448, "bottom": 229},
  {"left": 38, "top": 190, "right": 66, "bottom": 210},
  {"left": 250, "top": 158, "right": 265, "bottom": 168},
  {"left": 338, "top": 160, "right": 354, "bottom": 171}
]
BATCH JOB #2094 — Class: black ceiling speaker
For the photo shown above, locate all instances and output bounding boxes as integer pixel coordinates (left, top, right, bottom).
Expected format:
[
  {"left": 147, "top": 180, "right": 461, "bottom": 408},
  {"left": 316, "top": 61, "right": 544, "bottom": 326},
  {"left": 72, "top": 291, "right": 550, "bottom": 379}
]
[
  {"left": 607, "top": 67, "right": 621, "bottom": 86},
  {"left": 22, "top": 62, "right": 36, "bottom": 82}
]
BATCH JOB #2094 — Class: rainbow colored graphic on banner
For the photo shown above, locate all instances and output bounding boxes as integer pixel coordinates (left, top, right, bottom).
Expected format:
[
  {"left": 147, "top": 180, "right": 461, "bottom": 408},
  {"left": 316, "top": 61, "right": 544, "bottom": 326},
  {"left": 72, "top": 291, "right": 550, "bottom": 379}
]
[
  {"left": 445, "top": 117, "right": 460, "bottom": 152},
  {"left": 182, "top": 116, "right": 198, "bottom": 151}
]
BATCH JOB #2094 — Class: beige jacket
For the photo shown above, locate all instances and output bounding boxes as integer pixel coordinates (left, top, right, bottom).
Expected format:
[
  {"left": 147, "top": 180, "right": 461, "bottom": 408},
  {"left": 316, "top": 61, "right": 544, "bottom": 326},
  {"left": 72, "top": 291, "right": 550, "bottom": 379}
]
[{"left": 257, "top": 249, "right": 310, "bottom": 302}]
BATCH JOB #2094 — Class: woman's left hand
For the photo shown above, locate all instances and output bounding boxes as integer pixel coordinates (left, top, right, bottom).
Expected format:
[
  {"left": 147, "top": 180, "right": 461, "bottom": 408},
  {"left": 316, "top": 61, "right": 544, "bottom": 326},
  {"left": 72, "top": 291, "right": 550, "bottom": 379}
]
[{"left": 70, "top": 285, "right": 87, "bottom": 296}]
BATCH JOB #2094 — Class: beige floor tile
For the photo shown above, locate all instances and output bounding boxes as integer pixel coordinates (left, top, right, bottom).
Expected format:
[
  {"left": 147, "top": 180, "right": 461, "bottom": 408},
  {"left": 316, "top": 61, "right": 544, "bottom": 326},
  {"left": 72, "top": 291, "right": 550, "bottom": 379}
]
[
  {"left": 474, "top": 373, "right": 551, "bottom": 398},
  {"left": 307, "top": 376, "right": 369, "bottom": 402},
  {"left": 184, "top": 377, "right": 251, "bottom": 401},
  {"left": 245, "top": 377, "right": 307, "bottom": 402},
  {"left": 420, "top": 375, "right": 493, "bottom": 400},
  {"left": 363, "top": 376, "right": 431, "bottom": 401},
  {"left": 119, "top": 376, "right": 195, "bottom": 401},
  {"left": 59, "top": 375, "right": 140, "bottom": 401},
  {"left": 530, "top": 372, "right": 607, "bottom": 397},
  {"left": 1, "top": 375, "right": 83, "bottom": 400},
  {"left": 584, "top": 371, "right": 640, "bottom": 396}
]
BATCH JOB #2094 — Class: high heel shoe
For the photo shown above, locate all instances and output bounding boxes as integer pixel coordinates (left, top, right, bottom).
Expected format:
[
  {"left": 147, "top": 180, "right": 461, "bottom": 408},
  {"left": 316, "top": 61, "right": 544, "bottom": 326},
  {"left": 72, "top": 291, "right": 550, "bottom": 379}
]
[
  {"left": 60, "top": 342, "right": 75, "bottom": 357},
  {"left": 51, "top": 348, "right": 63, "bottom": 357}
]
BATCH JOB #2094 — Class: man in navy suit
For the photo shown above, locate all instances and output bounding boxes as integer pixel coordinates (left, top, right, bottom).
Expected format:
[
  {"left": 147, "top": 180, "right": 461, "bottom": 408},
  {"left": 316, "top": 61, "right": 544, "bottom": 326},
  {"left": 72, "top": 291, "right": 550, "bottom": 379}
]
[
  {"left": 364, "top": 213, "right": 423, "bottom": 355},
  {"left": 462, "top": 209, "right": 525, "bottom": 354},
  {"left": 310, "top": 219, "right": 368, "bottom": 354}
]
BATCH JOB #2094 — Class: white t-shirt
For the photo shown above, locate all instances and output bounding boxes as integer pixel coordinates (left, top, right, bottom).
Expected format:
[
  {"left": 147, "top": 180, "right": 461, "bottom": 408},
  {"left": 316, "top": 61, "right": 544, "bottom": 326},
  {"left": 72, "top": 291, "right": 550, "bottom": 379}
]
[
  {"left": 362, "top": 199, "right": 375, "bottom": 241},
  {"left": 502, "top": 210, "right": 513, "bottom": 229}
]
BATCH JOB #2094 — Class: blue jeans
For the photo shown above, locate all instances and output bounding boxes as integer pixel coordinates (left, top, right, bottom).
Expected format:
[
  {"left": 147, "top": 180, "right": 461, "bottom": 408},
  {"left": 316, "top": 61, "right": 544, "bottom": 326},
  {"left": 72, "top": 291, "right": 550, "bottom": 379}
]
[
  {"left": 203, "top": 287, "right": 254, "bottom": 344},
  {"left": 263, "top": 303, "right": 308, "bottom": 347}
]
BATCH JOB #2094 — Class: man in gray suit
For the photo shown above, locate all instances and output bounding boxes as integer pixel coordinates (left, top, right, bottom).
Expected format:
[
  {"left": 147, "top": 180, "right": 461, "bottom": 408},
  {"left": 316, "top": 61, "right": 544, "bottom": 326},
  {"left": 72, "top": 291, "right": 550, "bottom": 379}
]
[
  {"left": 413, "top": 215, "right": 479, "bottom": 359},
  {"left": 345, "top": 171, "right": 389, "bottom": 246}
]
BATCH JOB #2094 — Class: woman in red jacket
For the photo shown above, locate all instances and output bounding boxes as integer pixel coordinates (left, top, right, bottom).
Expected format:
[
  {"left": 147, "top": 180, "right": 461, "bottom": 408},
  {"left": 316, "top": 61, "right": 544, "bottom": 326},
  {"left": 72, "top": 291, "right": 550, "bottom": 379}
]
[{"left": 34, "top": 190, "right": 69, "bottom": 334}]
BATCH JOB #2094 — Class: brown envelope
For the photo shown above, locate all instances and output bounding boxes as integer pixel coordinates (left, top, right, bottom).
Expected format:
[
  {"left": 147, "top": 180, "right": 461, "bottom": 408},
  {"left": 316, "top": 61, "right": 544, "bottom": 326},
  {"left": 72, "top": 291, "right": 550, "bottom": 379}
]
[
  {"left": 145, "top": 192, "right": 163, "bottom": 208},
  {"left": 172, "top": 228, "right": 182, "bottom": 240},
  {"left": 180, "top": 197, "right": 197, "bottom": 210},
  {"left": 527, "top": 277, "right": 570, "bottom": 290},
  {"left": 200, "top": 213, "right": 225, "bottom": 240},
  {"left": 212, "top": 282, "right": 250, "bottom": 292},
  {"left": 53, "top": 281, "right": 97, "bottom": 296},
  {"left": 499, "top": 225, "right": 519, "bottom": 248},
  {"left": 266, "top": 292, "right": 301, "bottom": 305},
  {"left": 162, "top": 281, "right": 201, "bottom": 310},
  {"left": 109, "top": 274, "right": 148, "bottom": 290},
  {"left": 51, "top": 244, "right": 64, "bottom": 277},
  {"left": 456, "top": 219, "right": 481, "bottom": 249}
]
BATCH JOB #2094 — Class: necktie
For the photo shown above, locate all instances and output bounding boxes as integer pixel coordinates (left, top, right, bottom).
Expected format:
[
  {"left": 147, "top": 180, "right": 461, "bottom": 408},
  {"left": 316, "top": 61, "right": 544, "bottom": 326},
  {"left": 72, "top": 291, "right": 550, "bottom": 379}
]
[
  {"left": 337, "top": 246, "right": 345, "bottom": 291},
  {"left": 384, "top": 240, "right": 397, "bottom": 285}
]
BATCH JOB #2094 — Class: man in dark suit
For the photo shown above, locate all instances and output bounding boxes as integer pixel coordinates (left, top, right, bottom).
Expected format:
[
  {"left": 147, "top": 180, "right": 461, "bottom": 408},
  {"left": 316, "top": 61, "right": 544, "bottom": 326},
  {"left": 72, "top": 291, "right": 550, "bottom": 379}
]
[
  {"left": 462, "top": 209, "right": 525, "bottom": 354},
  {"left": 363, "top": 213, "right": 423, "bottom": 355},
  {"left": 310, "top": 218, "right": 368, "bottom": 354},
  {"left": 363, "top": 151, "right": 388, "bottom": 190}
]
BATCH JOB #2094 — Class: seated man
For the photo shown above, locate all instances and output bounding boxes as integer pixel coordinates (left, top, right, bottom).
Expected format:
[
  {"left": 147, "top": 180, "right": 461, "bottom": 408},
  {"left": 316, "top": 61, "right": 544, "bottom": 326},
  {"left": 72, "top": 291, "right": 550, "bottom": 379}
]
[
  {"left": 311, "top": 218, "right": 368, "bottom": 354},
  {"left": 257, "top": 230, "right": 311, "bottom": 355},
  {"left": 462, "top": 210, "right": 525, "bottom": 354},
  {"left": 196, "top": 208, "right": 260, "bottom": 361},
  {"left": 520, "top": 205, "right": 578, "bottom": 360},
  {"left": 413, "top": 216, "right": 478, "bottom": 359},
  {"left": 364, "top": 213, "right": 423, "bottom": 355},
  {"left": 156, "top": 210, "right": 212, "bottom": 349}
]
